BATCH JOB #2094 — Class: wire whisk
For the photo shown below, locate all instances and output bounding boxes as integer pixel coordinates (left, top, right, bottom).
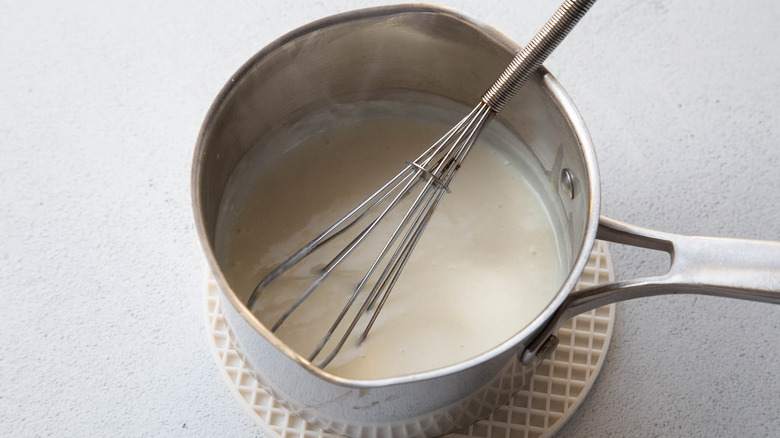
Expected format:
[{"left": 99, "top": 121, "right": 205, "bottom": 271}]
[{"left": 247, "top": 0, "right": 597, "bottom": 368}]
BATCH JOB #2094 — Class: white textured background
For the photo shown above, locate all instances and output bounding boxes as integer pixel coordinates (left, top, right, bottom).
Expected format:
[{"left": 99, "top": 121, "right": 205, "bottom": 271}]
[{"left": 1, "top": 0, "right": 778, "bottom": 437}]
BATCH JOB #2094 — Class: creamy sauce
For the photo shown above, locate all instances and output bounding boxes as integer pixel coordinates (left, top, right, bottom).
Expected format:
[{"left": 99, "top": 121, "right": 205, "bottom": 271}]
[{"left": 217, "top": 115, "right": 563, "bottom": 380}]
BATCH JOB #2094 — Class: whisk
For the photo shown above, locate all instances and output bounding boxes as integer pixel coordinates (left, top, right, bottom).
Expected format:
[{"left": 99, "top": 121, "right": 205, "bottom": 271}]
[{"left": 247, "top": 0, "right": 597, "bottom": 368}]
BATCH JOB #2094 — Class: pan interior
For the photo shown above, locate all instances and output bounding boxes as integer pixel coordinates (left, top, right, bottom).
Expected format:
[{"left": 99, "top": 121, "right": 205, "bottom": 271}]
[{"left": 214, "top": 92, "right": 571, "bottom": 378}]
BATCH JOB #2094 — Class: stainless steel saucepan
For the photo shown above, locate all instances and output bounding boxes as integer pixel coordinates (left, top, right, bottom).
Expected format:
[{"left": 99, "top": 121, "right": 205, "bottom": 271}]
[{"left": 191, "top": 5, "right": 780, "bottom": 437}]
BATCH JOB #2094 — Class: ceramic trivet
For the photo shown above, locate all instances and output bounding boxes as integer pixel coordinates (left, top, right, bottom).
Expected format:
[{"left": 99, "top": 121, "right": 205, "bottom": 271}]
[{"left": 204, "top": 240, "right": 616, "bottom": 438}]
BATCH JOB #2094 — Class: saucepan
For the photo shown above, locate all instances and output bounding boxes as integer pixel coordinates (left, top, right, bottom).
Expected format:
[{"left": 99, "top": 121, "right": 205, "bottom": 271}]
[{"left": 191, "top": 5, "right": 780, "bottom": 437}]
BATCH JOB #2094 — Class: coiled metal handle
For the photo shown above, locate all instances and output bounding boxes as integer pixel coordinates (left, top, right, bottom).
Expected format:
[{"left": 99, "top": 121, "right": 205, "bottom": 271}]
[{"left": 482, "top": 0, "right": 597, "bottom": 113}]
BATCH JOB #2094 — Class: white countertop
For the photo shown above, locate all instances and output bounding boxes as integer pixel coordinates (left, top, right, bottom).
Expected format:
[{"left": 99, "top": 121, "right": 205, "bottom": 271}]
[{"left": 2, "top": 1, "right": 778, "bottom": 436}]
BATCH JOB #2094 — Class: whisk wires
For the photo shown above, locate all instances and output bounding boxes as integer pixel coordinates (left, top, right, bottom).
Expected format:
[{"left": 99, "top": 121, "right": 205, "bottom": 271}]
[{"left": 248, "top": 103, "right": 494, "bottom": 367}]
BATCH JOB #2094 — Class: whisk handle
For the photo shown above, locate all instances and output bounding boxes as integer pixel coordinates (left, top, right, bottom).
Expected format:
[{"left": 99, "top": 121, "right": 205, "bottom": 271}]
[{"left": 481, "top": 0, "right": 597, "bottom": 113}]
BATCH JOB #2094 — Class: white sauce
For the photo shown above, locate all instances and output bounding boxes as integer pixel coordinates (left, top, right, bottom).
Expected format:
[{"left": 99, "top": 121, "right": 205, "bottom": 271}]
[{"left": 217, "top": 116, "right": 563, "bottom": 380}]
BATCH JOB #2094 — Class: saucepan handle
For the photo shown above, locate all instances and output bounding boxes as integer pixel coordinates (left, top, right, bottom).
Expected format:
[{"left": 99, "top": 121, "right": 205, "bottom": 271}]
[{"left": 520, "top": 216, "right": 780, "bottom": 366}]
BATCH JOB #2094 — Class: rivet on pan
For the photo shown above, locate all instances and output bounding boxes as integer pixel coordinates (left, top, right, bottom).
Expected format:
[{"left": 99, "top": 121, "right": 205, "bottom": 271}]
[
  {"left": 537, "top": 335, "right": 560, "bottom": 361},
  {"left": 560, "top": 168, "right": 575, "bottom": 200}
]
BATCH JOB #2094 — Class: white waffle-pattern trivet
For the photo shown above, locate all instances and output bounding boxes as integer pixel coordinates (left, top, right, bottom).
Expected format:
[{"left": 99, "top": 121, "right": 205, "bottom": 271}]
[{"left": 204, "top": 241, "right": 615, "bottom": 438}]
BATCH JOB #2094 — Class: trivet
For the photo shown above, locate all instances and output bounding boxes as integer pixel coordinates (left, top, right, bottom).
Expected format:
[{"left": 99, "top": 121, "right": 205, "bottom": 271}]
[{"left": 204, "top": 240, "right": 616, "bottom": 438}]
